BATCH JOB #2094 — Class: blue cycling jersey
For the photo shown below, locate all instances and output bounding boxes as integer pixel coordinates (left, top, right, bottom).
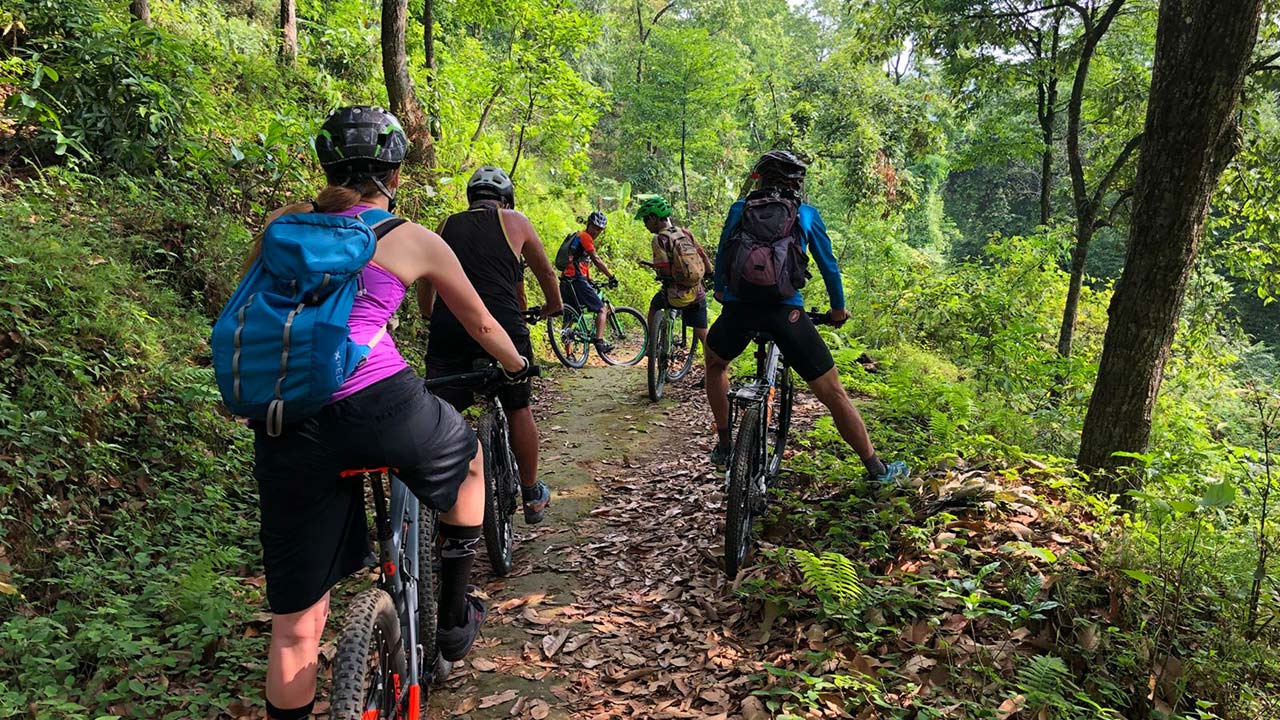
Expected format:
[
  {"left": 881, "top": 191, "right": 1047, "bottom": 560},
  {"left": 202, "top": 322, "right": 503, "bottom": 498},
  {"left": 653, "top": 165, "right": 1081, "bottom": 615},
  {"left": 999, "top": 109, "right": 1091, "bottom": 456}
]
[{"left": 713, "top": 199, "right": 846, "bottom": 310}]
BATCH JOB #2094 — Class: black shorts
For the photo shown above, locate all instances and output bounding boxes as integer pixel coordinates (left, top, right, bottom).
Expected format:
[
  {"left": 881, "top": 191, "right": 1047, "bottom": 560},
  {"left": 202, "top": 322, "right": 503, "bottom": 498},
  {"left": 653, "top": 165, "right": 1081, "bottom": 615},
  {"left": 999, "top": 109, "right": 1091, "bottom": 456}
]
[
  {"left": 253, "top": 368, "right": 477, "bottom": 614},
  {"left": 706, "top": 302, "right": 835, "bottom": 382},
  {"left": 425, "top": 331, "right": 535, "bottom": 412},
  {"left": 648, "top": 291, "right": 708, "bottom": 330}
]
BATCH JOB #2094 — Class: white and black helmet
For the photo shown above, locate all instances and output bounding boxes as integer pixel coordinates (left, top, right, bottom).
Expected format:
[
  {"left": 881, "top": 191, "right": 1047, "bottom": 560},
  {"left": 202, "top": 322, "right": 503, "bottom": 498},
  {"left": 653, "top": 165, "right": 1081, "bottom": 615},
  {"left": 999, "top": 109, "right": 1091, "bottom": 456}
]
[{"left": 467, "top": 165, "right": 515, "bottom": 208}]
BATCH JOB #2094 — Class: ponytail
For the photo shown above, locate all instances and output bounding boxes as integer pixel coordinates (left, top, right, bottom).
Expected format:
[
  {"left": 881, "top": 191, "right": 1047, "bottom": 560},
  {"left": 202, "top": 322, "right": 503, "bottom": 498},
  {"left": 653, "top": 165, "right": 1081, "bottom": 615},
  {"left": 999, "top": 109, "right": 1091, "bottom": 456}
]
[{"left": 313, "top": 185, "right": 364, "bottom": 214}]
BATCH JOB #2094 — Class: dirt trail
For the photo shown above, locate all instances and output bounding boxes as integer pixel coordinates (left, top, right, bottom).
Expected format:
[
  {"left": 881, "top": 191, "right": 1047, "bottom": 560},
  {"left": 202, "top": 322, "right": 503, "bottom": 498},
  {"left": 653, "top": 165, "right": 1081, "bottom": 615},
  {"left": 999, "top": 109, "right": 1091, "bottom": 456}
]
[{"left": 428, "top": 365, "right": 770, "bottom": 719}]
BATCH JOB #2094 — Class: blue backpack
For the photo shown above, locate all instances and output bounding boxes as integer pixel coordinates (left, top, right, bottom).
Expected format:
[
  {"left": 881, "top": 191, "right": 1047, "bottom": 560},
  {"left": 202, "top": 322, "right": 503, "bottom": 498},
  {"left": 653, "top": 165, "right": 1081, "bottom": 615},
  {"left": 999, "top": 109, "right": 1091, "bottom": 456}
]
[{"left": 210, "top": 207, "right": 405, "bottom": 436}]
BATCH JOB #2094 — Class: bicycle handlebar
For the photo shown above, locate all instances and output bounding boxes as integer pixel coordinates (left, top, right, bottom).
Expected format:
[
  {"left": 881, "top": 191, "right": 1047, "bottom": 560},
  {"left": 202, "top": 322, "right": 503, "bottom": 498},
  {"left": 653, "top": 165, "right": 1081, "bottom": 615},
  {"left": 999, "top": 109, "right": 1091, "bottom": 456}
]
[
  {"left": 522, "top": 306, "right": 560, "bottom": 323},
  {"left": 423, "top": 362, "right": 542, "bottom": 392}
]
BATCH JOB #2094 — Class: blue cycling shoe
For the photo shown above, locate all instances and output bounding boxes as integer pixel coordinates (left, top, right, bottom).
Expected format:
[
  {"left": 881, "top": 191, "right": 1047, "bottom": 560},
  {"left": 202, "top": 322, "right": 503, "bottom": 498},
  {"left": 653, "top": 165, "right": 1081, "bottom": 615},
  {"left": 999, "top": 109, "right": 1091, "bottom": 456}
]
[
  {"left": 871, "top": 460, "right": 910, "bottom": 485},
  {"left": 522, "top": 480, "right": 551, "bottom": 525}
]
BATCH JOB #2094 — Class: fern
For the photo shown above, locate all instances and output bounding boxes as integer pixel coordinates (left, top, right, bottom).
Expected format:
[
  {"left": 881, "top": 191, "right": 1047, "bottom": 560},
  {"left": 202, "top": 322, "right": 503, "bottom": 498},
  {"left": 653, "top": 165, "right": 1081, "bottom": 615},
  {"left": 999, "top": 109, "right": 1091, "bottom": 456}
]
[{"left": 791, "top": 549, "right": 866, "bottom": 611}]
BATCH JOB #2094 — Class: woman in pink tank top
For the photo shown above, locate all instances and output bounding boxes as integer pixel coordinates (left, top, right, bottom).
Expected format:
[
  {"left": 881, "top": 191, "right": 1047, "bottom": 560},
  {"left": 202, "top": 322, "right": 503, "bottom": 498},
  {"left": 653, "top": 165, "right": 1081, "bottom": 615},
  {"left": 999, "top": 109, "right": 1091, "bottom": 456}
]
[{"left": 246, "top": 107, "right": 531, "bottom": 720}]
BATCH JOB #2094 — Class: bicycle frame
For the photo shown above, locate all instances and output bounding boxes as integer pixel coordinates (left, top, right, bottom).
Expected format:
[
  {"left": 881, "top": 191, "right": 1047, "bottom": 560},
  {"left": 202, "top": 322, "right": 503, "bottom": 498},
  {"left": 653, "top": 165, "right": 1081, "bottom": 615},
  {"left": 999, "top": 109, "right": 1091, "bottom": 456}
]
[{"left": 728, "top": 338, "right": 785, "bottom": 439}]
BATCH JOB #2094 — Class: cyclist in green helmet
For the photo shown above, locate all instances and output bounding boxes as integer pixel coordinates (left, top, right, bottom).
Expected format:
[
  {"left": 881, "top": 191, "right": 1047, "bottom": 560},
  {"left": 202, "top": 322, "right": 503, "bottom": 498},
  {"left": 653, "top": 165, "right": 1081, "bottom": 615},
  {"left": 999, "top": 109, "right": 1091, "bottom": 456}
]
[{"left": 635, "top": 196, "right": 712, "bottom": 351}]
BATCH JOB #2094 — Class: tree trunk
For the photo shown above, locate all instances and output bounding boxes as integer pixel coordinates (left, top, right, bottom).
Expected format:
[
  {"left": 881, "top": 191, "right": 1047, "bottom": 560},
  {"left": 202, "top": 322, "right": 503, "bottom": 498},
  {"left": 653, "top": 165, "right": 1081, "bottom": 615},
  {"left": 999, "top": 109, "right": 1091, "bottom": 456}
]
[
  {"left": 1056, "top": 0, "right": 1125, "bottom": 359},
  {"left": 381, "top": 0, "right": 435, "bottom": 167},
  {"left": 279, "top": 0, "right": 297, "bottom": 66},
  {"left": 1057, "top": 212, "right": 1093, "bottom": 357},
  {"left": 1037, "top": 14, "right": 1061, "bottom": 227},
  {"left": 510, "top": 82, "right": 536, "bottom": 180},
  {"left": 422, "top": 0, "right": 440, "bottom": 141},
  {"left": 680, "top": 116, "right": 689, "bottom": 217},
  {"left": 1077, "top": 0, "right": 1263, "bottom": 485},
  {"left": 129, "top": 0, "right": 150, "bottom": 24}
]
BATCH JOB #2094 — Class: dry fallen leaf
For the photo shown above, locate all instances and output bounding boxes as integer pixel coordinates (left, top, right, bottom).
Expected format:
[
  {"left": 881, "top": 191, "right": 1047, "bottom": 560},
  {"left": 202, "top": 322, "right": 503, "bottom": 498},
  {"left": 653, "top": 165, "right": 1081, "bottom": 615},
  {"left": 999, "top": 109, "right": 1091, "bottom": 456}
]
[
  {"left": 478, "top": 688, "right": 519, "bottom": 709},
  {"left": 528, "top": 699, "right": 551, "bottom": 719},
  {"left": 471, "top": 657, "right": 498, "bottom": 672}
]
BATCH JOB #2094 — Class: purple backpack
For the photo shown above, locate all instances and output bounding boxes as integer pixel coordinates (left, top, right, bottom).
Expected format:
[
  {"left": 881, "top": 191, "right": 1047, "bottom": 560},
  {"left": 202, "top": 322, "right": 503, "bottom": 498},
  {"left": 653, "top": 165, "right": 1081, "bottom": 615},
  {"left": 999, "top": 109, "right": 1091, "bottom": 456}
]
[{"left": 725, "top": 190, "right": 809, "bottom": 302}]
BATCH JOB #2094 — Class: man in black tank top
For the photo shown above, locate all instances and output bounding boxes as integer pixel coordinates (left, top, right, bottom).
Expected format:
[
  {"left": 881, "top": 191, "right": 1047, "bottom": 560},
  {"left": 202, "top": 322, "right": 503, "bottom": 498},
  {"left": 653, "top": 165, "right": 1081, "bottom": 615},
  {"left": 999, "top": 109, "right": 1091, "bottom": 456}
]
[{"left": 420, "top": 166, "right": 563, "bottom": 524}]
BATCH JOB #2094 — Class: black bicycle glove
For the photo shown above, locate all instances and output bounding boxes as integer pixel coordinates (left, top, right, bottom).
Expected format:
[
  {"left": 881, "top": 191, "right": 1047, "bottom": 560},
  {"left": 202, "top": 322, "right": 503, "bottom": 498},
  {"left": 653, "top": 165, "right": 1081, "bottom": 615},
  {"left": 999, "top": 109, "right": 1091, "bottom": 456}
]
[
  {"left": 607, "top": 277, "right": 620, "bottom": 289},
  {"left": 502, "top": 356, "right": 536, "bottom": 383}
]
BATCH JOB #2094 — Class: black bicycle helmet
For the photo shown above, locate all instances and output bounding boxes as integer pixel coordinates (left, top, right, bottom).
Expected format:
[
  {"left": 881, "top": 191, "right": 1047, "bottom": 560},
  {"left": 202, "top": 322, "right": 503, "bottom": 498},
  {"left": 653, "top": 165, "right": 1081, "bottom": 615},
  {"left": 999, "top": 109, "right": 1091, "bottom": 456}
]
[
  {"left": 466, "top": 165, "right": 516, "bottom": 208},
  {"left": 586, "top": 210, "right": 608, "bottom": 229},
  {"left": 753, "top": 149, "right": 808, "bottom": 184},
  {"left": 314, "top": 106, "right": 408, "bottom": 182}
]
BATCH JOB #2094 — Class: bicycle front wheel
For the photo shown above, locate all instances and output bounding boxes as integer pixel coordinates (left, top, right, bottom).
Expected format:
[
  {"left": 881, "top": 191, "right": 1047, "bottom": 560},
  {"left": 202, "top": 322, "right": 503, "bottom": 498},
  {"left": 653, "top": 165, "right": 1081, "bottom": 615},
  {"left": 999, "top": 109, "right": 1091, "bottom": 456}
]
[
  {"left": 767, "top": 367, "right": 795, "bottom": 475},
  {"left": 330, "top": 589, "right": 408, "bottom": 720},
  {"left": 416, "top": 502, "right": 441, "bottom": 683},
  {"left": 725, "top": 404, "right": 765, "bottom": 579},
  {"left": 667, "top": 318, "right": 698, "bottom": 382},
  {"left": 479, "top": 408, "right": 516, "bottom": 576},
  {"left": 646, "top": 309, "right": 669, "bottom": 402},
  {"left": 548, "top": 306, "right": 590, "bottom": 369},
  {"left": 598, "top": 306, "right": 647, "bottom": 366}
]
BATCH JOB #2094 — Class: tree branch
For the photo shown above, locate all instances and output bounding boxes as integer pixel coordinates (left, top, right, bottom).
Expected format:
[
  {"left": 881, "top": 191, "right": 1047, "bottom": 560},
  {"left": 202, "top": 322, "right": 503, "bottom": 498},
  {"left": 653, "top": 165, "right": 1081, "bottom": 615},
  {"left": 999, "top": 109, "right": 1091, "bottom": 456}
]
[
  {"left": 1093, "top": 188, "right": 1134, "bottom": 229},
  {"left": 1249, "top": 49, "right": 1280, "bottom": 73},
  {"left": 1092, "top": 132, "right": 1144, "bottom": 208}
]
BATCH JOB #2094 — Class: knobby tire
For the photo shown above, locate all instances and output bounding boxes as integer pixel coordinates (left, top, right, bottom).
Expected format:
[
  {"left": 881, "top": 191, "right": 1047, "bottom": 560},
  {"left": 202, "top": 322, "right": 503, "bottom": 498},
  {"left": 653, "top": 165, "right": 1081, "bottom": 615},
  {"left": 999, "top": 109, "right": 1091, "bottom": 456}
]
[
  {"left": 478, "top": 408, "right": 516, "bottom": 576},
  {"left": 416, "top": 502, "right": 443, "bottom": 685},
  {"left": 647, "top": 309, "right": 669, "bottom": 402},
  {"left": 598, "top": 306, "right": 647, "bottom": 366},
  {"left": 668, "top": 320, "right": 697, "bottom": 382},
  {"left": 548, "top": 306, "right": 589, "bottom": 369},
  {"left": 329, "top": 589, "right": 408, "bottom": 720},
  {"left": 725, "top": 405, "right": 764, "bottom": 579}
]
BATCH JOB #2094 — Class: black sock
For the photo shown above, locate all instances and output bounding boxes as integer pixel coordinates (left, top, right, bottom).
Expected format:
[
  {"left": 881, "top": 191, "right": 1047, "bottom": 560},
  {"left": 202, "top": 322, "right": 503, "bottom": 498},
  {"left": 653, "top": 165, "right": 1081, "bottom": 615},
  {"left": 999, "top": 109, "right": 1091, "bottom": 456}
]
[
  {"left": 717, "top": 428, "right": 732, "bottom": 448},
  {"left": 438, "top": 522, "right": 482, "bottom": 629},
  {"left": 862, "top": 454, "right": 887, "bottom": 476},
  {"left": 266, "top": 699, "right": 314, "bottom": 720}
]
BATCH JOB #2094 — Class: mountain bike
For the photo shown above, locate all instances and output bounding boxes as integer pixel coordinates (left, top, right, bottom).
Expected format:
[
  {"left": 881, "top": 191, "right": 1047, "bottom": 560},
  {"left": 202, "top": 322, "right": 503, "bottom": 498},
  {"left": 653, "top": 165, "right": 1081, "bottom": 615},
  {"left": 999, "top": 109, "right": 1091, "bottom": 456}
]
[
  {"left": 547, "top": 278, "right": 647, "bottom": 368},
  {"left": 639, "top": 261, "right": 699, "bottom": 402},
  {"left": 423, "top": 345, "right": 541, "bottom": 577},
  {"left": 722, "top": 309, "right": 836, "bottom": 579},
  {"left": 330, "top": 466, "right": 439, "bottom": 719}
]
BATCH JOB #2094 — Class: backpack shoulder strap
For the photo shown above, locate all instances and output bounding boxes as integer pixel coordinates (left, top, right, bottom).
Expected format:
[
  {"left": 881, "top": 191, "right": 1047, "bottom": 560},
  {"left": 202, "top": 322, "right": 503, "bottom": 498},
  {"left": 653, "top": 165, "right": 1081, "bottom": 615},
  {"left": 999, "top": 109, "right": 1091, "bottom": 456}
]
[{"left": 356, "top": 208, "right": 407, "bottom": 239}]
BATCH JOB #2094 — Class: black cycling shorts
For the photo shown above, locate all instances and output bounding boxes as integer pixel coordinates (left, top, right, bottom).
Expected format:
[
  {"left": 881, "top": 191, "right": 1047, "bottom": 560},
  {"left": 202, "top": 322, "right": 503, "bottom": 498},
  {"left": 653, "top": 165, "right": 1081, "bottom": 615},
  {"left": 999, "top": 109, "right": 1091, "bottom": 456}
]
[
  {"left": 426, "top": 331, "right": 535, "bottom": 412},
  {"left": 253, "top": 368, "right": 477, "bottom": 615},
  {"left": 648, "top": 291, "right": 709, "bottom": 330},
  {"left": 561, "top": 277, "right": 604, "bottom": 313},
  {"left": 706, "top": 302, "right": 835, "bottom": 382}
]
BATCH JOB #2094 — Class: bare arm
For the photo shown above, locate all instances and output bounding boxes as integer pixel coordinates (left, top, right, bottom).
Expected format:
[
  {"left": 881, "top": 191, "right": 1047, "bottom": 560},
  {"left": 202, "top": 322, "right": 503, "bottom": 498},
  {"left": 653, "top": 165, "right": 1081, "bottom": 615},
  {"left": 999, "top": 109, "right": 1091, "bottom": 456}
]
[
  {"left": 507, "top": 211, "right": 563, "bottom": 316},
  {"left": 588, "top": 250, "right": 614, "bottom": 280}
]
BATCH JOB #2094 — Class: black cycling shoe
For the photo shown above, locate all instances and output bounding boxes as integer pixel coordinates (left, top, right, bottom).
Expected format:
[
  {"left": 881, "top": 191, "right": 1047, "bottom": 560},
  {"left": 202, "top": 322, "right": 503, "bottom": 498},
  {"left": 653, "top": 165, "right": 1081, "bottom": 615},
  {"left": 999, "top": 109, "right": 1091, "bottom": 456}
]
[
  {"left": 593, "top": 339, "right": 614, "bottom": 355},
  {"left": 710, "top": 441, "right": 731, "bottom": 470},
  {"left": 437, "top": 594, "right": 487, "bottom": 661}
]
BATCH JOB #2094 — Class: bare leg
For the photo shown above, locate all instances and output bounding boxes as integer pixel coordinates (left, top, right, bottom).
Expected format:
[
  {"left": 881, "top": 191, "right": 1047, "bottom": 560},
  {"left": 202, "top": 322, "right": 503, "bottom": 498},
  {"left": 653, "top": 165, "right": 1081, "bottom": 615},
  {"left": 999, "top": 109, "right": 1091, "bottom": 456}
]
[
  {"left": 507, "top": 406, "right": 539, "bottom": 488},
  {"left": 705, "top": 347, "right": 732, "bottom": 434},
  {"left": 595, "top": 308, "right": 608, "bottom": 341},
  {"left": 806, "top": 368, "right": 876, "bottom": 461},
  {"left": 266, "top": 593, "right": 330, "bottom": 711},
  {"left": 441, "top": 442, "right": 485, "bottom": 527}
]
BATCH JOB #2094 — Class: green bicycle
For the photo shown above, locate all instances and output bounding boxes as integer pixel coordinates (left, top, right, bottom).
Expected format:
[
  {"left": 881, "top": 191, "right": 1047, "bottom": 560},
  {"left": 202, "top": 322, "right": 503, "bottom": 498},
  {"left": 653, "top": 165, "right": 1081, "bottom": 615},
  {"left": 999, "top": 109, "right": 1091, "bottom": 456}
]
[
  {"left": 640, "top": 261, "right": 699, "bottom": 402},
  {"left": 548, "top": 279, "right": 648, "bottom": 368}
]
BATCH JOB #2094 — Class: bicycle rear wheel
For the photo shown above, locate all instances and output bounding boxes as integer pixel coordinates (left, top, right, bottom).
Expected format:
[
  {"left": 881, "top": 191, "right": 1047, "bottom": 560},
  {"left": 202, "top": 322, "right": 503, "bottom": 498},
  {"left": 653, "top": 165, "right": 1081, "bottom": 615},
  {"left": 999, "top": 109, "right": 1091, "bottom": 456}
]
[
  {"left": 548, "top": 307, "right": 589, "bottom": 368},
  {"left": 646, "top": 309, "right": 669, "bottom": 402},
  {"left": 725, "top": 404, "right": 764, "bottom": 579},
  {"left": 598, "top": 306, "right": 647, "bottom": 366},
  {"left": 667, "top": 318, "right": 697, "bottom": 382},
  {"left": 330, "top": 589, "right": 408, "bottom": 720},
  {"left": 479, "top": 407, "right": 516, "bottom": 576}
]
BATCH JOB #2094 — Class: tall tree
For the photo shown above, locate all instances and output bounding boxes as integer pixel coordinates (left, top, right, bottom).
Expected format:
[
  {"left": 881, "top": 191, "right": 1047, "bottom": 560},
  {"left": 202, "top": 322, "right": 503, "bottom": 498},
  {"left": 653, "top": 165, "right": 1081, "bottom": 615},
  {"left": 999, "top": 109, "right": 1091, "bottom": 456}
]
[
  {"left": 1077, "top": 0, "right": 1264, "bottom": 484},
  {"left": 422, "top": 0, "right": 440, "bottom": 141},
  {"left": 382, "top": 0, "right": 435, "bottom": 167},
  {"left": 279, "top": 0, "right": 297, "bottom": 66},
  {"left": 128, "top": 0, "right": 150, "bottom": 24},
  {"left": 1055, "top": 0, "right": 1141, "bottom": 360}
]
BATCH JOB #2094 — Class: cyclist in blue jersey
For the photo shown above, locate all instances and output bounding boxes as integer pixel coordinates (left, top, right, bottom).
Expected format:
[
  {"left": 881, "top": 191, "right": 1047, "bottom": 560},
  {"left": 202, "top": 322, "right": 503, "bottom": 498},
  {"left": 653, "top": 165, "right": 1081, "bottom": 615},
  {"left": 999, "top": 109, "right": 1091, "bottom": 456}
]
[{"left": 704, "top": 150, "right": 908, "bottom": 483}]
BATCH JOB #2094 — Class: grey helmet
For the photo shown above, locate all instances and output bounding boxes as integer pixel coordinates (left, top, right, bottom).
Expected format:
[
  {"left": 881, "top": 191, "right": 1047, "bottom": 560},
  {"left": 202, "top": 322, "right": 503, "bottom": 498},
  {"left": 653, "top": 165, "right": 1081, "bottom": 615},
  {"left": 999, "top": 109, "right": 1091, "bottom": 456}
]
[
  {"left": 467, "top": 165, "right": 515, "bottom": 208},
  {"left": 586, "top": 210, "right": 608, "bottom": 230}
]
